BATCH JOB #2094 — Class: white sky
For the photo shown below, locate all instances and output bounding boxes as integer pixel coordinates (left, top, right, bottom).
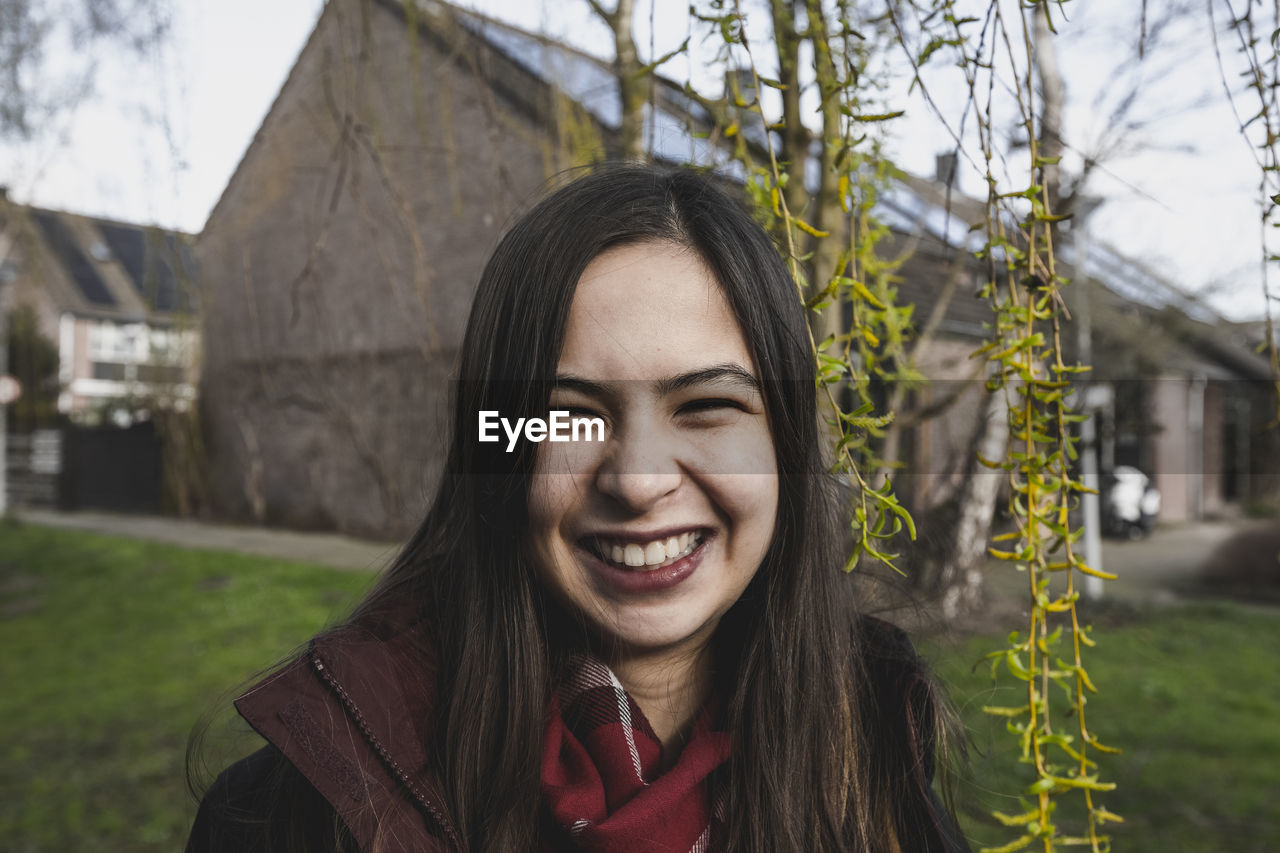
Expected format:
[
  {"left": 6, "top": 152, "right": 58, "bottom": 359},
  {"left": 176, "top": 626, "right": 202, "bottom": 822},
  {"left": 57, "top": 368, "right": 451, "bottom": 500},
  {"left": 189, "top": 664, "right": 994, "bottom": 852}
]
[{"left": 0, "top": 0, "right": 1268, "bottom": 322}]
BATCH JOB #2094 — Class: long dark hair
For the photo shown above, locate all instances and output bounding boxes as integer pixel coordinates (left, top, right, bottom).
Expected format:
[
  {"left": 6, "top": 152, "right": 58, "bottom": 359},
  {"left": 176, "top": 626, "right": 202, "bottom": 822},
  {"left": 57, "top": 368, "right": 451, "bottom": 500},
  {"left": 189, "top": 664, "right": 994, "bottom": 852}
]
[{"left": 198, "top": 164, "right": 960, "bottom": 851}]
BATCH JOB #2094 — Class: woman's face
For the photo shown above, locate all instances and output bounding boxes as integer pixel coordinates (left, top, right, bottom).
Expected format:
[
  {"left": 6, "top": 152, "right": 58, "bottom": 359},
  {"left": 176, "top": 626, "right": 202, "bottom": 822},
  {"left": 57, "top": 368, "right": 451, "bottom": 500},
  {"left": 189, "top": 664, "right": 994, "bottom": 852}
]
[{"left": 526, "top": 241, "right": 779, "bottom": 657}]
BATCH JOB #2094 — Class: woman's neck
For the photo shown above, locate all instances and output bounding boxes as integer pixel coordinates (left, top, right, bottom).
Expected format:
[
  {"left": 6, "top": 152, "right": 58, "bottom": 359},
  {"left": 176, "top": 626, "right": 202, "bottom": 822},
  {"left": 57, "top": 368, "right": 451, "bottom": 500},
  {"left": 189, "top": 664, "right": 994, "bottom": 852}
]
[{"left": 609, "top": 642, "right": 713, "bottom": 764}]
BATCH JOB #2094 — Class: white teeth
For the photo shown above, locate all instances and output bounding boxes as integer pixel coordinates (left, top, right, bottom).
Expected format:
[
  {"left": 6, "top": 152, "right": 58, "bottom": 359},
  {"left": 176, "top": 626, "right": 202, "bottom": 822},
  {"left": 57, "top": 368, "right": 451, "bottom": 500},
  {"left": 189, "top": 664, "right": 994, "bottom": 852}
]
[{"left": 594, "top": 531, "right": 704, "bottom": 570}]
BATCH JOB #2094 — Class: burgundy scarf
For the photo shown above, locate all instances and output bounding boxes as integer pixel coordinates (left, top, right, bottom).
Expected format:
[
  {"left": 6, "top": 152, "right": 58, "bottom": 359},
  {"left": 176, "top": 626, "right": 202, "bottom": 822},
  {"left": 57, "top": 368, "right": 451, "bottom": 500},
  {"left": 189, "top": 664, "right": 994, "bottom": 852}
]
[{"left": 540, "top": 656, "right": 732, "bottom": 853}]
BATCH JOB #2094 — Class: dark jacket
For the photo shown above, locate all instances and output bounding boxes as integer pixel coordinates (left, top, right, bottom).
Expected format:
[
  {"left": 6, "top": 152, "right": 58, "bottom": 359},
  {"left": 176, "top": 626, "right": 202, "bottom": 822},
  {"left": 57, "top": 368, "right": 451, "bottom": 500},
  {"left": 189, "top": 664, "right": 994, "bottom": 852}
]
[
  {"left": 186, "top": 617, "right": 969, "bottom": 853},
  {"left": 188, "top": 616, "right": 455, "bottom": 853}
]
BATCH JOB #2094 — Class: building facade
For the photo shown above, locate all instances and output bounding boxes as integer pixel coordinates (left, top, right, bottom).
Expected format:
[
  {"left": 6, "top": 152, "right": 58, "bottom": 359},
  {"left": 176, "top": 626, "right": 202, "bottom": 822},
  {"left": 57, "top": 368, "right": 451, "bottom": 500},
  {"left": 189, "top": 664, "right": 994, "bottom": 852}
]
[{"left": 0, "top": 195, "right": 197, "bottom": 424}]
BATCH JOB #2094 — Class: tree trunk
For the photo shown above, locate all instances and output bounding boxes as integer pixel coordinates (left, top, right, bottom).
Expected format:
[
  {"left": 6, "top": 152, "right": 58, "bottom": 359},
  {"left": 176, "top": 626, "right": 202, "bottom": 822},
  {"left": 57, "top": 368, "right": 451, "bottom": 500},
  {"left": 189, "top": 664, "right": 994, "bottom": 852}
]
[
  {"left": 906, "top": 384, "right": 1009, "bottom": 619},
  {"left": 588, "top": 0, "right": 645, "bottom": 160},
  {"left": 610, "top": 0, "right": 645, "bottom": 160},
  {"left": 1034, "top": 5, "right": 1064, "bottom": 215},
  {"left": 769, "top": 0, "right": 809, "bottom": 231},
  {"left": 803, "top": 0, "right": 844, "bottom": 352}
]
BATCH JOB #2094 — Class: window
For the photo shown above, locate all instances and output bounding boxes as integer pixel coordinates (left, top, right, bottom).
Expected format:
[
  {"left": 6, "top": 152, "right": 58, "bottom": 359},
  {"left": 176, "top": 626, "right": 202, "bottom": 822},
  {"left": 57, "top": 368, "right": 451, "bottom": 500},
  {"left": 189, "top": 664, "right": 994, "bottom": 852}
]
[
  {"left": 135, "top": 364, "right": 186, "bottom": 384},
  {"left": 91, "top": 362, "right": 127, "bottom": 381},
  {"left": 87, "top": 320, "right": 146, "bottom": 363}
]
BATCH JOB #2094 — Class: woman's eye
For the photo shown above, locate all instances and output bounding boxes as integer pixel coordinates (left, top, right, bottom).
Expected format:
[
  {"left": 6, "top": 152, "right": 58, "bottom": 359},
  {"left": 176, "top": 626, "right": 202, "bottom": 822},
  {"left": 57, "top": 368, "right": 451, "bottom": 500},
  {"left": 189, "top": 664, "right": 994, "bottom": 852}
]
[{"left": 678, "top": 398, "right": 745, "bottom": 416}]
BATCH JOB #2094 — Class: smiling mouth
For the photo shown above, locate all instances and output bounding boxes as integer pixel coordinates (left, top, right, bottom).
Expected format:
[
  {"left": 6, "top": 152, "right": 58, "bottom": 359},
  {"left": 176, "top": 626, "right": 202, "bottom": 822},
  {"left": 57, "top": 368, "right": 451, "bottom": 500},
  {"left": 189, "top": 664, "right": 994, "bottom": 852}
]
[{"left": 582, "top": 530, "right": 708, "bottom": 571}]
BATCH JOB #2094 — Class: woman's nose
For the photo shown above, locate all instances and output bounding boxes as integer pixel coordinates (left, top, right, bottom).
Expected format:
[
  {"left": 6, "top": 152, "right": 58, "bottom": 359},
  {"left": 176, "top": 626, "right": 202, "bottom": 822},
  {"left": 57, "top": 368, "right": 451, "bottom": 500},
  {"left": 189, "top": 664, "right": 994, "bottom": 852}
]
[{"left": 593, "top": 424, "right": 682, "bottom": 512}]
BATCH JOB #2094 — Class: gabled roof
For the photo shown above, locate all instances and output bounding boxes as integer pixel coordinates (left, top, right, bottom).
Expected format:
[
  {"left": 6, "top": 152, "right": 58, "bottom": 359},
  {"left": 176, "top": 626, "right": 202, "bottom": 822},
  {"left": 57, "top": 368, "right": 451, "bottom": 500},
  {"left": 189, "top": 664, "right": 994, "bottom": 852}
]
[
  {"left": 208, "top": 0, "right": 1266, "bottom": 380},
  {"left": 3, "top": 202, "right": 197, "bottom": 321},
  {"left": 410, "top": 0, "right": 739, "bottom": 172},
  {"left": 94, "top": 220, "right": 195, "bottom": 313}
]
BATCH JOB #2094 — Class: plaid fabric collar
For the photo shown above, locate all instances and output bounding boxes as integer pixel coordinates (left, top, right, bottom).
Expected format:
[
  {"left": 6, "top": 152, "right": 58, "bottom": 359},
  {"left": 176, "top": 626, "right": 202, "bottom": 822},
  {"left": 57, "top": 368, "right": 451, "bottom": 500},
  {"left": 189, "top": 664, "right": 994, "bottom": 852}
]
[{"left": 541, "top": 655, "right": 731, "bottom": 853}]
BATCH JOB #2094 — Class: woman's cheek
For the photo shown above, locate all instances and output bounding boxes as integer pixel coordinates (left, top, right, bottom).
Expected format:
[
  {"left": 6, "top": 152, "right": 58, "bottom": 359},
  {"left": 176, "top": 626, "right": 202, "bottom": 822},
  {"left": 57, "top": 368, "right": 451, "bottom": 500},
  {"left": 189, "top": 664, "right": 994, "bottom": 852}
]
[
  {"left": 531, "top": 433, "right": 607, "bottom": 484},
  {"left": 684, "top": 423, "right": 776, "bottom": 476}
]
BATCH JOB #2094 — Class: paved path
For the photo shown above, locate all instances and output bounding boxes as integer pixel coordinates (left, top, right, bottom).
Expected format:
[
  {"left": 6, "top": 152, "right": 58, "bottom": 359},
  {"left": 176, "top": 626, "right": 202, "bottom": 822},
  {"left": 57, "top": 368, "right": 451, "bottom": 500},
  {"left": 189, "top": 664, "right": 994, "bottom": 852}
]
[
  {"left": 13, "top": 508, "right": 400, "bottom": 572},
  {"left": 1095, "top": 519, "right": 1266, "bottom": 602},
  {"left": 983, "top": 516, "right": 1274, "bottom": 607}
]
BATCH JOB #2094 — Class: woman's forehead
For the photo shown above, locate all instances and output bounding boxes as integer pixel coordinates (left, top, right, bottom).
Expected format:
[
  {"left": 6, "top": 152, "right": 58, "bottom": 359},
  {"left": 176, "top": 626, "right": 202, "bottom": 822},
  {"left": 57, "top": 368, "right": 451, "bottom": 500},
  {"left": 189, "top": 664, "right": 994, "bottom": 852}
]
[{"left": 559, "top": 242, "right": 756, "bottom": 381}]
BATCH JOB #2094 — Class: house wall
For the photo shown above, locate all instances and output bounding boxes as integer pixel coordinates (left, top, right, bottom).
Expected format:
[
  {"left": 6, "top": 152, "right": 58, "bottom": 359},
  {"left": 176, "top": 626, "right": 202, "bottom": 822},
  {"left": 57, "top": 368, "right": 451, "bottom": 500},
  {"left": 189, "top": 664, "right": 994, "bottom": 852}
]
[
  {"left": 70, "top": 318, "right": 90, "bottom": 403},
  {"left": 1152, "top": 375, "right": 1193, "bottom": 522},
  {"left": 60, "top": 317, "right": 198, "bottom": 416},
  {"left": 903, "top": 327, "right": 1246, "bottom": 529},
  {"left": 1149, "top": 376, "right": 1237, "bottom": 523},
  {"left": 198, "top": 0, "right": 569, "bottom": 536},
  {"left": 4, "top": 211, "right": 77, "bottom": 354},
  {"left": 918, "top": 337, "right": 988, "bottom": 469},
  {"left": 893, "top": 334, "right": 996, "bottom": 515},
  {"left": 1202, "top": 380, "right": 1226, "bottom": 517}
]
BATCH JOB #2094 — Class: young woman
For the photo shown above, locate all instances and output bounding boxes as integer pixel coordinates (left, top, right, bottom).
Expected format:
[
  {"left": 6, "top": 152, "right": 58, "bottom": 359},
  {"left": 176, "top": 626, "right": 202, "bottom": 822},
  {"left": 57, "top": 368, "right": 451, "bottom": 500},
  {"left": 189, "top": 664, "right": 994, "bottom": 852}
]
[{"left": 187, "top": 164, "right": 970, "bottom": 852}]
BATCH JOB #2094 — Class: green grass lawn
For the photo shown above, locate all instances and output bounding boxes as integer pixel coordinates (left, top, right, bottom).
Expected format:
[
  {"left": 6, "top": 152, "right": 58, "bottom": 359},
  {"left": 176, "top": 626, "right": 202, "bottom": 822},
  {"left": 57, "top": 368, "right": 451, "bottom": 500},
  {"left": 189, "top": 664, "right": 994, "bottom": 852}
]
[
  {"left": 0, "top": 521, "right": 375, "bottom": 852},
  {"left": 2, "top": 521, "right": 1278, "bottom": 852},
  {"left": 925, "top": 601, "right": 1280, "bottom": 852}
]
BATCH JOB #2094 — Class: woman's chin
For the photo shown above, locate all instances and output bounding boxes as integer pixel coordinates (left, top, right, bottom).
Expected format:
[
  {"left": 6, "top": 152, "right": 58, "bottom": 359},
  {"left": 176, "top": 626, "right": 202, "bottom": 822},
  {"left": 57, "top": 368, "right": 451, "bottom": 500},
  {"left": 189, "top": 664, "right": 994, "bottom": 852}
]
[{"left": 580, "top": 602, "right": 723, "bottom": 659}]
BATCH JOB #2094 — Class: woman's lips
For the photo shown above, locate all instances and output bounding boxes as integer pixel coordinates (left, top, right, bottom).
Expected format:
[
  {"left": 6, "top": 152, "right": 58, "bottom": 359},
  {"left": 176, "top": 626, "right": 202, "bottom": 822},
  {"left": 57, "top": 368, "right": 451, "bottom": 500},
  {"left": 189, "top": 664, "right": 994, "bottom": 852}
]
[{"left": 577, "top": 533, "right": 710, "bottom": 594}]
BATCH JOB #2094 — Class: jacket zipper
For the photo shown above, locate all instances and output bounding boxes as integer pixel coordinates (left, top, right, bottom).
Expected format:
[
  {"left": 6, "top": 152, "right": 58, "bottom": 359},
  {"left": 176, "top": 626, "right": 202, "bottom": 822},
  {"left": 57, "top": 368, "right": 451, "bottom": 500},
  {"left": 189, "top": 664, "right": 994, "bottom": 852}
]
[{"left": 310, "top": 650, "right": 463, "bottom": 850}]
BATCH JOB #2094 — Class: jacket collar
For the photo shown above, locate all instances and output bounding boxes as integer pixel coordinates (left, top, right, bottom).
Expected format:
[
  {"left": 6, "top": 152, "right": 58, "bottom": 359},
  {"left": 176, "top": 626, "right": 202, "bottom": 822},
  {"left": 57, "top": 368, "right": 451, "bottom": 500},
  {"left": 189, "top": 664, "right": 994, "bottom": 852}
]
[{"left": 235, "top": 620, "right": 461, "bottom": 851}]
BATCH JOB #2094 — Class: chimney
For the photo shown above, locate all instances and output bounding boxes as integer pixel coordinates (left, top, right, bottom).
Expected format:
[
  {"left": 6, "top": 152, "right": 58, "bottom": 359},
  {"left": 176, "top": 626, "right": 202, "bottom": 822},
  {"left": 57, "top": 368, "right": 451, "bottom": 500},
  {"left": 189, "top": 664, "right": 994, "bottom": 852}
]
[{"left": 935, "top": 152, "right": 957, "bottom": 187}]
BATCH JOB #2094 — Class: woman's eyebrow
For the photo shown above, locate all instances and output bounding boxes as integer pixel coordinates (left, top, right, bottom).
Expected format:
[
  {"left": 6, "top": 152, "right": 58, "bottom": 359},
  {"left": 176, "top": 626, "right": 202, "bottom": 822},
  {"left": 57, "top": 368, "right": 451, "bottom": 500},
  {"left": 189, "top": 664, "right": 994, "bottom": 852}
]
[
  {"left": 553, "top": 365, "right": 761, "bottom": 397},
  {"left": 656, "top": 364, "right": 761, "bottom": 396},
  {"left": 552, "top": 375, "right": 611, "bottom": 398}
]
